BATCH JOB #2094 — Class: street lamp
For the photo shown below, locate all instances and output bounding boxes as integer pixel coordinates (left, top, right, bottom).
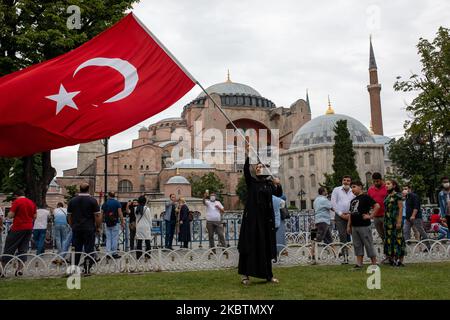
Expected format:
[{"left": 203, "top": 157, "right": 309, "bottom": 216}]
[{"left": 298, "top": 189, "right": 306, "bottom": 210}]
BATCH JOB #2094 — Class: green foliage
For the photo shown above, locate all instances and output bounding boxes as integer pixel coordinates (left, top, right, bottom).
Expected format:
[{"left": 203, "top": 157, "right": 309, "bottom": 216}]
[
  {"left": 188, "top": 172, "right": 225, "bottom": 201},
  {"left": 323, "top": 120, "right": 361, "bottom": 189},
  {"left": 235, "top": 175, "right": 248, "bottom": 205},
  {"left": 64, "top": 185, "right": 78, "bottom": 204},
  {"left": 392, "top": 27, "right": 450, "bottom": 202},
  {"left": 388, "top": 136, "right": 449, "bottom": 201},
  {"left": 394, "top": 27, "right": 450, "bottom": 139}
]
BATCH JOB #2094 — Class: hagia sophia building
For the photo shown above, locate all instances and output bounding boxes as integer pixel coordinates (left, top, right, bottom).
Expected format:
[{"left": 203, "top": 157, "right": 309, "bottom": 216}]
[{"left": 52, "top": 38, "right": 393, "bottom": 213}]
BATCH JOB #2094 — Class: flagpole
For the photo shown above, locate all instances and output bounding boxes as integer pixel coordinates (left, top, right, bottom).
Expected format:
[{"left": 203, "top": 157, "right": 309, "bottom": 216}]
[
  {"left": 195, "top": 81, "right": 274, "bottom": 177},
  {"left": 104, "top": 137, "right": 109, "bottom": 203}
]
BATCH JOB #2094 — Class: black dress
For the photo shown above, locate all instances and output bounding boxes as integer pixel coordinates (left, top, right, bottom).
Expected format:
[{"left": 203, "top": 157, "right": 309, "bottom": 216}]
[
  {"left": 178, "top": 204, "right": 191, "bottom": 247},
  {"left": 238, "top": 157, "right": 277, "bottom": 280}
]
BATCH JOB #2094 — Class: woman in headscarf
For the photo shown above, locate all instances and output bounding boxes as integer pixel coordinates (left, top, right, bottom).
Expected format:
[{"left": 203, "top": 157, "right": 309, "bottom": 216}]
[
  {"left": 177, "top": 198, "right": 191, "bottom": 249},
  {"left": 238, "top": 155, "right": 279, "bottom": 285}
]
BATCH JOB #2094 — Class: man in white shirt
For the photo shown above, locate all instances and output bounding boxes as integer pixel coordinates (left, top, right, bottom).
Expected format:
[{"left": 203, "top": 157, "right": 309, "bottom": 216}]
[
  {"left": 331, "top": 175, "right": 355, "bottom": 263},
  {"left": 33, "top": 207, "right": 50, "bottom": 255},
  {"left": 203, "top": 191, "right": 226, "bottom": 249}
]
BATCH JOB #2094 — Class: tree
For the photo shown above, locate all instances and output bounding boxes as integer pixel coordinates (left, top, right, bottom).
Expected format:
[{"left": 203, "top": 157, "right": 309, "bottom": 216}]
[
  {"left": 64, "top": 185, "right": 78, "bottom": 204},
  {"left": 392, "top": 27, "right": 450, "bottom": 202},
  {"left": 0, "top": 0, "right": 138, "bottom": 207},
  {"left": 235, "top": 175, "right": 247, "bottom": 206},
  {"left": 322, "top": 120, "right": 361, "bottom": 189},
  {"left": 388, "top": 136, "right": 449, "bottom": 202},
  {"left": 188, "top": 172, "right": 225, "bottom": 201},
  {"left": 394, "top": 27, "right": 450, "bottom": 139}
]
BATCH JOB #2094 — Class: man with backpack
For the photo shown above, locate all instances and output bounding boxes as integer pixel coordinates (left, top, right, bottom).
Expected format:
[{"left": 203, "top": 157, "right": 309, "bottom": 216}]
[{"left": 101, "top": 192, "right": 125, "bottom": 259}]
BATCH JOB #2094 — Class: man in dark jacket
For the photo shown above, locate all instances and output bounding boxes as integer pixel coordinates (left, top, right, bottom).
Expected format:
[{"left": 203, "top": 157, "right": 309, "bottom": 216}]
[{"left": 403, "top": 184, "right": 430, "bottom": 250}]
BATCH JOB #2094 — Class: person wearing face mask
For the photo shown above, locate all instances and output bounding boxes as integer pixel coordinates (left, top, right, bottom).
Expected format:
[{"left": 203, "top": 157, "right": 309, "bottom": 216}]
[
  {"left": 403, "top": 184, "right": 431, "bottom": 251},
  {"left": 238, "top": 151, "right": 279, "bottom": 285},
  {"left": 383, "top": 180, "right": 406, "bottom": 267},
  {"left": 331, "top": 175, "right": 355, "bottom": 264},
  {"left": 438, "top": 177, "right": 450, "bottom": 224},
  {"left": 203, "top": 191, "right": 226, "bottom": 250}
]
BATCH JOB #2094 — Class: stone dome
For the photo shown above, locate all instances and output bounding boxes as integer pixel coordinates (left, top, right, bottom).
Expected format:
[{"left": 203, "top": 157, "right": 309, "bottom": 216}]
[
  {"left": 196, "top": 81, "right": 261, "bottom": 98},
  {"left": 166, "top": 176, "right": 190, "bottom": 185},
  {"left": 290, "top": 113, "right": 376, "bottom": 149},
  {"left": 171, "top": 158, "right": 212, "bottom": 169}
]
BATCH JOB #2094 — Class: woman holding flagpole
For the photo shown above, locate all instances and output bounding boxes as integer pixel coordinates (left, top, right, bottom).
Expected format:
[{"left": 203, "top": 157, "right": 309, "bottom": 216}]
[{"left": 238, "top": 144, "right": 279, "bottom": 285}]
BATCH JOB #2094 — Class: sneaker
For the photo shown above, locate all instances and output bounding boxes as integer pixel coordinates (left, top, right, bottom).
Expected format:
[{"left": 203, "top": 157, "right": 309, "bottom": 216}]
[
  {"left": 351, "top": 265, "right": 363, "bottom": 271},
  {"left": 112, "top": 254, "right": 121, "bottom": 259}
]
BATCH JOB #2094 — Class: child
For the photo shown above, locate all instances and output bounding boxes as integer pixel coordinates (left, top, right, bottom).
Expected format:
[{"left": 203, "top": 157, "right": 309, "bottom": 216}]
[
  {"left": 347, "top": 181, "right": 381, "bottom": 269},
  {"left": 430, "top": 208, "right": 450, "bottom": 240}
]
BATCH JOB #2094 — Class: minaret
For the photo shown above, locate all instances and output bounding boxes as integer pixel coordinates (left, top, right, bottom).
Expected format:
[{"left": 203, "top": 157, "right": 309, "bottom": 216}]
[
  {"left": 367, "top": 36, "right": 384, "bottom": 135},
  {"left": 325, "top": 95, "right": 335, "bottom": 115},
  {"left": 306, "top": 89, "right": 311, "bottom": 114}
]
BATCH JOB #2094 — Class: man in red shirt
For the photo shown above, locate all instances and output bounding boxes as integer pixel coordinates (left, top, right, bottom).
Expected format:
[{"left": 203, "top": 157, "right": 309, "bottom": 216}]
[
  {"left": 1, "top": 190, "right": 36, "bottom": 276},
  {"left": 367, "top": 172, "right": 387, "bottom": 241}
]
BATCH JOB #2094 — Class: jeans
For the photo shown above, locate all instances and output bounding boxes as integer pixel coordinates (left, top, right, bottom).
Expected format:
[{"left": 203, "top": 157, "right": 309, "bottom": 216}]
[
  {"left": 206, "top": 221, "right": 226, "bottom": 248},
  {"left": 33, "top": 229, "right": 47, "bottom": 255},
  {"left": 54, "top": 224, "right": 70, "bottom": 255},
  {"left": 0, "top": 227, "right": 3, "bottom": 254},
  {"left": 436, "top": 225, "right": 450, "bottom": 240},
  {"left": 105, "top": 224, "right": 120, "bottom": 255},
  {"left": 404, "top": 218, "right": 431, "bottom": 249},
  {"left": 165, "top": 220, "right": 176, "bottom": 249}
]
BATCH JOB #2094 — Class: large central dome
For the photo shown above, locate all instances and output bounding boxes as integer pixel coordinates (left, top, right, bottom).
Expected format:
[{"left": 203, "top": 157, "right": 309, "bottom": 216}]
[
  {"left": 196, "top": 81, "right": 261, "bottom": 98},
  {"left": 290, "top": 113, "right": 375, "bottom": 149}
]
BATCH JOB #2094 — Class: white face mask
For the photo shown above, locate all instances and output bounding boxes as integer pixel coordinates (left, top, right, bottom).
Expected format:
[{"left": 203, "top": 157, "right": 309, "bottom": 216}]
[
  {"left": 443, "top": 182, "right": 450, "bottom": 189},
  {"left": 210, "top": 196, "right": 216, "bottom": 202},
  {"left": 280, "top": 200, "right": 286, "bottom": 209}
]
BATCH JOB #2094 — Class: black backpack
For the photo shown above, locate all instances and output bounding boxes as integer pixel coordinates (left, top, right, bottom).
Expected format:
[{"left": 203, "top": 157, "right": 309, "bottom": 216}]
[{"left": 104, "top": 202, "right": 119, "bottom": 227}]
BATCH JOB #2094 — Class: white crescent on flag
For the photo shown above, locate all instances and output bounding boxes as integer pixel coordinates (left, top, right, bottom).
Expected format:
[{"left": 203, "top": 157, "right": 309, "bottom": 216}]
[{"left": 73, "top": 57, "right": 139, "bottom": 103}]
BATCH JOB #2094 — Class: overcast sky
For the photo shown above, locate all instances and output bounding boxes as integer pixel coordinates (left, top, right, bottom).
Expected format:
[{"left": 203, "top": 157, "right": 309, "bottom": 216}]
[{"left": 51, "top": 0, "right": 450, "bottom": 176}]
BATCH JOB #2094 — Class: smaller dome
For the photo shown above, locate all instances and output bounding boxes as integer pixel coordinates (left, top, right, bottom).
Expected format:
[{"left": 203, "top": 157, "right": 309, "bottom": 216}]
[
  {"left": 166, "top": 176, "right": 190, "bottom": 185},
  {"left": 139, "top": 127, "right": 148, "bottom": 132},
  {"left": 171, "top": 158, "right": 212, "bottom": 169},
  {"left": 49, "top": 179, "right": 59, "bottom": 187}
]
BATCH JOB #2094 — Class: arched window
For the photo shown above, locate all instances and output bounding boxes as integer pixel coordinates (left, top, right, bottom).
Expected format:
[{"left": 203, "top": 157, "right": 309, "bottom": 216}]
[
  {"left": 310, "top": 174, "right": 316, "bottom": 188},
  {"left": 129, "top": 165, "right": 133, "bottom": 170},
  {"left": 364, "top": 152, "right": 371, "bottom": 164},
  {"left": 365, "top": 172, "right": 372, "bottom": 185},
  {"left": 309, "top": 154, "right": 315, "bottom": 166},
  {"left": 146, "top": 165, "right": 149, "bottom": 170},
  {"left": 298, "top": 156, "right": 304, "bottom": 167},
  {"left": 299, "top": 175, "right": 305, "bottom": 189},
  {"left": 288, "top": 157, "right": 294, "bottom": 169},
  {"left": 124, "top": 165, "right": 127, "bottom": 169},
  {"left": 140, "top": 165, "right": 143, "bottom": 170},
  {"left": 289, "top": 176, "right": 295, "bottom": 189},
  {"left": 118, "top": 180, "right": 133, "bottom": 193}
]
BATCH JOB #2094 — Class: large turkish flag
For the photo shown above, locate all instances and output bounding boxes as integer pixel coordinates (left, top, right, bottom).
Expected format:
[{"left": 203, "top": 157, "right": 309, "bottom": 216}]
[{"left": 0, "top": 13, "right": 196, "bottom": 157}]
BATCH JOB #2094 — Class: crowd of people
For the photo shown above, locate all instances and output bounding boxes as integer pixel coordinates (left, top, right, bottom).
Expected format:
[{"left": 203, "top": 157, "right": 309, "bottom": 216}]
[{"left": 0, "top": 170, "right": 449, "bottom": 280}]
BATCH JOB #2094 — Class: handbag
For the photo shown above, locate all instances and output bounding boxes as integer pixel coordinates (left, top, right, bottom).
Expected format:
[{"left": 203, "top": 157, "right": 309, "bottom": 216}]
[{"left": 280, "top": 207, "right": 290, "bottom": 220}]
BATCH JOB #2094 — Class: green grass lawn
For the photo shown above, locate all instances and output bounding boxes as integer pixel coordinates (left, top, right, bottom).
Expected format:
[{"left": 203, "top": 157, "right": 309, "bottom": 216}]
[{"left": 1, "top": 262, "right": 449, "bottom": 300}]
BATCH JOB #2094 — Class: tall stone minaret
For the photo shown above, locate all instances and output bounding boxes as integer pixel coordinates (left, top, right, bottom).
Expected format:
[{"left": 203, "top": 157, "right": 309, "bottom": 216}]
[{"left": 367, "top": 36, "right": 384, "bottom": 136}]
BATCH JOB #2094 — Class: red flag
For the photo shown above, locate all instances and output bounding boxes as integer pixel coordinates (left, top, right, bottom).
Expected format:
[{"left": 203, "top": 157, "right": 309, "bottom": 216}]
[{"left": 0, "top": 13, "right": 196, "bottom": 157}]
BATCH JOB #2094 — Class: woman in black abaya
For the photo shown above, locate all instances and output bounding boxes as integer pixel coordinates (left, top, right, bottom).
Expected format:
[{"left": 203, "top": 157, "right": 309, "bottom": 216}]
[{"left": 238, "top": 155, "right": 279, "bottom": 285}]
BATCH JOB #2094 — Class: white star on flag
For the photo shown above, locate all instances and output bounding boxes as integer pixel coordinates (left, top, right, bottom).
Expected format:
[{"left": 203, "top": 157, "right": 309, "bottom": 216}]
[{"left": 46, "top": 84, "right": 80, "bottom": 115}]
